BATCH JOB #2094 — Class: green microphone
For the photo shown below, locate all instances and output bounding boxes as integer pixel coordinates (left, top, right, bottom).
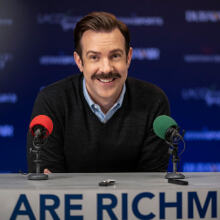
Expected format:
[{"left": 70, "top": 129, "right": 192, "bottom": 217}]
[
  {"left": 153, "top": 115, "right": 179, "bottom": 141},
  {"left": 153, "top": 115, "right": 186, "bottom": 180}
]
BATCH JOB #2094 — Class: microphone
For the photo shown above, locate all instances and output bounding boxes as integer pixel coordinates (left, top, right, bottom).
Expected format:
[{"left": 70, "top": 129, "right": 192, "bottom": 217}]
[
  {"left": 28, "top": 115, "right": 53, "bottom": 181},
  {"left": 153, "top": 115, "right": 186, "bottom": 180},
  {"left": 153, "top": 115, "right": 183, "bottom": 144},
  {"left": 29, "top": 115, "right": 53, "bottom": 141}
]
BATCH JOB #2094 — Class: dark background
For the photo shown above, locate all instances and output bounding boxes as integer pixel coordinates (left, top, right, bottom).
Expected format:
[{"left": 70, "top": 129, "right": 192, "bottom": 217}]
[{"left": 0, "top": 0, "right": 220, "bottom": 173}]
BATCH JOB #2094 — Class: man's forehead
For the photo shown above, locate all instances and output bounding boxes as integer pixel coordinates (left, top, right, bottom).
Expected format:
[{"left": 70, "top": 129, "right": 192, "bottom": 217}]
[
  {"left": 81, "top": 28, "right": 123, "bottom": 38},
  {"left": 80, "top": 29, "right": 126, "bottom": 53}
]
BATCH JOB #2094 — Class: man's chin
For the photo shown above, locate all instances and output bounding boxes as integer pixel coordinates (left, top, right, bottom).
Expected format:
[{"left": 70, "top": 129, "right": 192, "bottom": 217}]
[
  {"left": 97, "top": 92, "right": 117, "bottom": 100},
  {"left": 94, "top": 89, "right": 120, "bottom": 101}
]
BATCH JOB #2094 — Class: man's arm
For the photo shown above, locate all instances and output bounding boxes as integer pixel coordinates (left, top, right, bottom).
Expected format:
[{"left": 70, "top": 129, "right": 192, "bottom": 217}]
[
  {"left": 27, "top": 90, "right": 66, "bottom": 173},
  {"left": 137, "top": 92, "right": 170, "bottom": 172}
]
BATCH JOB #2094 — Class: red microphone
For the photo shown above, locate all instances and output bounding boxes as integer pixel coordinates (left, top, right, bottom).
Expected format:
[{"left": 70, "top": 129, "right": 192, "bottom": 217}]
[
  {"left": 29, "top": 115, "right": 53, "bottom": 139},
  {"left": 28, "top": 115, "right": 53, "bottom": 180}
]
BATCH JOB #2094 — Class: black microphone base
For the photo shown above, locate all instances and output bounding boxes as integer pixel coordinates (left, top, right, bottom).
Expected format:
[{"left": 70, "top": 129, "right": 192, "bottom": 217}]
[
  {"left": 165, "top": 172, "right": 185, "bottom": 179},
  {"left": 28, "top": 173, "right": 48, "bottom": 180}
]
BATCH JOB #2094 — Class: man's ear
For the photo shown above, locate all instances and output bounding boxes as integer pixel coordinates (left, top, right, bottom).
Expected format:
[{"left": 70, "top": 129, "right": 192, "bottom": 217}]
[
  {"left": 74, "top": 51, "right": 83, "bottom": 72},
  {"left": 127, "top": 47, "right": 133, "bottom": 68}
]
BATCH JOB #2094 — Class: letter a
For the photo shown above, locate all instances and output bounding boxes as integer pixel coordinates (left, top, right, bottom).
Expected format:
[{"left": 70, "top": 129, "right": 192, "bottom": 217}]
[{"left": 10, "top": 194, "right": 36, "bottom": 220}]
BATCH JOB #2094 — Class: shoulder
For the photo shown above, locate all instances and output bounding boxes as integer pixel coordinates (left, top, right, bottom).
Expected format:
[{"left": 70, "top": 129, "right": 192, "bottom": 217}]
[
  {"left": 125, "top": 77, "right": 170, "bottom": 122},
  {"left": 40, "top": 73, "right": 82, "bottom": 97},
  {"left": 34, "top": 73, "right": 83, "bottom": 111},
  {"left": 126, "top": 77, "right": 168, "bottom": 101},
  {"left": 31, "top": 73, "right": 83, "bottom": 121}
]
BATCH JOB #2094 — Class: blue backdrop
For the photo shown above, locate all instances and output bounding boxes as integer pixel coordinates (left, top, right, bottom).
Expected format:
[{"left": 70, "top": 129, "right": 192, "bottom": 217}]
[{"left": 0, "top": 0, "right": 220, "bottom": 173}]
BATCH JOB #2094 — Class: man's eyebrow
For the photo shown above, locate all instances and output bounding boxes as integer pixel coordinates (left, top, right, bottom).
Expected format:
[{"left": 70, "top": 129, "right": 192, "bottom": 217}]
[
  {"left": 86, "top": 51, "right": 101, "bottom": 56},
  {"left": 86, "top": 49, "right": 124, "bottom": 56},
  {"left": 110, "top": 49, "right": 124, "bottom": 54}
]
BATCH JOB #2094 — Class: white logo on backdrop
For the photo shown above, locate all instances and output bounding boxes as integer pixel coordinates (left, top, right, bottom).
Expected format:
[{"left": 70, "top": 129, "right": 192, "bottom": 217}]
[
  {"left": 0, "top": 94, "right": 18, "bottom": 104},
  {"left": 118, "top": 16, "right": 164, "bottom": 26},
  {"left": 0, "top": 54, "right": 13, "bottom": 70},
  {"left": 186, "top": 10, "right": 220, "bottom": 23},
  {"left": 182, "top": 88, "right": 220, "bottom": 107},
  {"left": 183, "top": 163, "right": 220, "bottom": 172},
  {"left": 185, "top": 130, "right": 220, "bottom": 141},
  {"left": 184, "top": 54, "right": 220, "bottom": 63},
  {"left": 0, "top": 125, "right": 14, "bottom": 137},
  {"left": 132, "top": 48, "right": 160, "bottom": 60},
  {"left": 39, "top": 55, "right": 75, "bottom": 65},
  {"left": 37, "top": 14, "right": 81, "bottom": 31},
  {"left": 0, "top": 18, "right": 13, "bottom": 26},
  {"left": 37, "top": 14, "right": 164, "bottom": 31}
]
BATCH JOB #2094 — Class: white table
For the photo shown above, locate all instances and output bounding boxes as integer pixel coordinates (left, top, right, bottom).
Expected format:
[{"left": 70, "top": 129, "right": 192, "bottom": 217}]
[{"left": 0, "top": 172, "right": 219, "bottom": 220}]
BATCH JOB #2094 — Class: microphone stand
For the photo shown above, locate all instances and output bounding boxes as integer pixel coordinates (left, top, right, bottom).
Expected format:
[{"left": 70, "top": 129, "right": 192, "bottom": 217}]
[
  {"left": 165, "top": 143, "right": 185, "bottom": 179},
  {"left": 165, "top": 130, "right": 185, "bottom": 179},
  {"left": 28, "top": 137, "right": 48, "bottom": 180}
]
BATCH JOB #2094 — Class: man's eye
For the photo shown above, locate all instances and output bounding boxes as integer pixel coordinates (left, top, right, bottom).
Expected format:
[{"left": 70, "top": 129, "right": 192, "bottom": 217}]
[
  {"left": 90, "top": 55, "right": 98, "bottom": 60},
  {"left": 112, "top": 54, "right": 121, "bottom": 59}
]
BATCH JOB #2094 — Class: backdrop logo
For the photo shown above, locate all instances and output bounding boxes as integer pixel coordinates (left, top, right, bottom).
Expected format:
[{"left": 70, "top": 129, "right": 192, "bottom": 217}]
[
  {"left": 37, "top": 14, "right": 164, "bottom": 31},
  {"left": 118, "top": 16, "right": 164, "bottom": 26},
  {"left": 0, "top": 93, "right": 18, "bottom": 104},
  {"left": 185, "top": 130, "right": 220, "bottom": 141},
  {"left": 183, "top": 163, "right": 220, "bottom": 172},
  {"left": 182, "top": 88, "right": 220, "bottom": 106},
  {"left": 39, "top": 55, "right": 75, "bottom": 65},
  {"left": 132, "top": 48, "right": 160, "bottom": 60},
  {"left": 0, "top": 54, "right": 13, "bottom": 70},
  {"left": 184, "top": 54, "right": 220, "bottom": 63},
  {"left": 0, "top": 125, "right": 14, "bottom": 137},
  {"left": 185, "top": 11, "right": 220, "bottom": 23},
  {"left": 0, "top": 18, "right": 13, "bottom": 26},
  {"left": 37, "top": 14, "right": 81, "bottom": 31}
]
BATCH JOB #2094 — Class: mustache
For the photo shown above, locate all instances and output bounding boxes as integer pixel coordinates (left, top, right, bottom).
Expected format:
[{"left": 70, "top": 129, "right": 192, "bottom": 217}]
[{"left": 91, "top": 72, "right": 121, "bottom": 80}]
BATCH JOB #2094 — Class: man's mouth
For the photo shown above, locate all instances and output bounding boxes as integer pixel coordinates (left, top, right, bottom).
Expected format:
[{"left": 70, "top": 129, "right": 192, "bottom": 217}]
[{"left": 97, "top": 78, "right": 116, "bottom": 83}]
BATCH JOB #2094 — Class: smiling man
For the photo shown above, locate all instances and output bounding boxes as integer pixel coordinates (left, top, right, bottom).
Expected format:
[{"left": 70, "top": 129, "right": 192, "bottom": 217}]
[
  {"left": 27, "top": 12, "right": 170, "bottom": 173},
  {"left": 74, "top": 28, "right": 131, "bottom": 114}
]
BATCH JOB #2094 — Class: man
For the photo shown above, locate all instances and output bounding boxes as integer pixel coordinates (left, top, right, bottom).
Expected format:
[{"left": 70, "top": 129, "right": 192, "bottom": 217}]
[{"left": 27, "top": 11, "right": 170, "bottom": 173}]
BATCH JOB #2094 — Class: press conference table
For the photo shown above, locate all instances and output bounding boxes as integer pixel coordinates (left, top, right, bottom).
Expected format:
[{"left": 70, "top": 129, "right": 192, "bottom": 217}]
[{"left": 0, "top": 172, "right": 219, "bottom": 219}]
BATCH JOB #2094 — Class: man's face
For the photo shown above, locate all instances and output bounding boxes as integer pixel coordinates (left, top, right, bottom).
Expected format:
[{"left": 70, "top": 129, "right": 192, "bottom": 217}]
[{"left": 74, "top": 28, "right": 132, "bottom": 104}]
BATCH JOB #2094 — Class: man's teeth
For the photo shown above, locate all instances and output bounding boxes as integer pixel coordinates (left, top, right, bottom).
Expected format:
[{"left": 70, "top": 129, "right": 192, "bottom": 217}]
[{"left": 98, "top": 78, "right": 114, "bottom": 83}]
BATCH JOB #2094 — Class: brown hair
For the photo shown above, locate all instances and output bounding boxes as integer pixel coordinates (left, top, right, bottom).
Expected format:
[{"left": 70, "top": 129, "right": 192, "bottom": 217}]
[{"left": 74, "top": 11, "right": 130, "bottom": 58}]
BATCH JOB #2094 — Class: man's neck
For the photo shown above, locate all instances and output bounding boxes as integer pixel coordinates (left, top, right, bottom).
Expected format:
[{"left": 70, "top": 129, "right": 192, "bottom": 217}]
[
  {"left": 83, "top": 78, "right": 126, "bottom": 115},
  {"left": 95, "top": 95, "right": 120, "bottom": 114}
]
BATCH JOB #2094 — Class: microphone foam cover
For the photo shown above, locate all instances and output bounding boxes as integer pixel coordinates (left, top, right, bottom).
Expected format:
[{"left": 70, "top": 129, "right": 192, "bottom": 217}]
[
  {"left": 29, "top": 115, "right": 53, "bottom": 137},
  {"left": 153, "top": 115, "right": 177, "bottom": 140}
]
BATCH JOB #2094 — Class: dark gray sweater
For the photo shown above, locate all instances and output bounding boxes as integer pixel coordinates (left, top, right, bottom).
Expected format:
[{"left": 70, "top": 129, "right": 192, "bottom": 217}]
[{"left": 27, "top": 74, "right": 170, "bottom": 173}]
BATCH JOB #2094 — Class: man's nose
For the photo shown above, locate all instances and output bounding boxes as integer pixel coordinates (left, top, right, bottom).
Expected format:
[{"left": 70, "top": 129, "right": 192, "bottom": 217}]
[{"left": 100, "top": 58, "right": 113, "bottom": 73}]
